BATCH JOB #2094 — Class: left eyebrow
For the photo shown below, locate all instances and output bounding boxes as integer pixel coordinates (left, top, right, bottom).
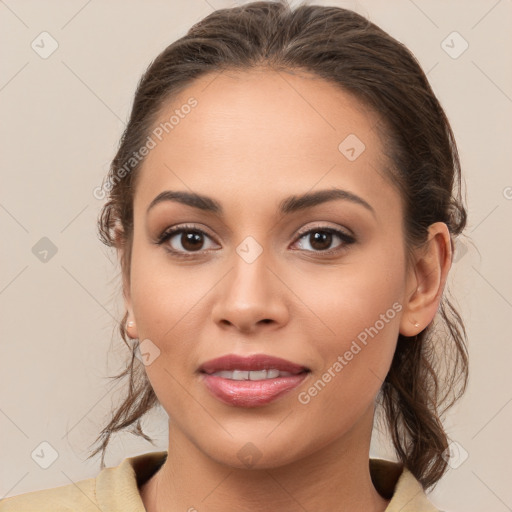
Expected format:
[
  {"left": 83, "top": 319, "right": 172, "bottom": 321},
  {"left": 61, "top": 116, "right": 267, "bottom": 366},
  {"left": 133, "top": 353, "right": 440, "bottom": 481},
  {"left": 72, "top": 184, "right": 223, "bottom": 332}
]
[
  {"left": 279, "top": 188, "right": 376, "bottom": 218},
  {"left": 146, "top": 188, "right": 376, "bottom": 218}
]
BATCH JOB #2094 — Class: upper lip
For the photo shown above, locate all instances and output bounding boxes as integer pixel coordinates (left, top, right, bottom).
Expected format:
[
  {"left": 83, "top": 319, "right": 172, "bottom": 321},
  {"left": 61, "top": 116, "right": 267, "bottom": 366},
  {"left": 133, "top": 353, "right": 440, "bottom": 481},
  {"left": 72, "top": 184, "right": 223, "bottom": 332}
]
[{"left": 199, "top": 354, "right": 309, "bottom": 375}]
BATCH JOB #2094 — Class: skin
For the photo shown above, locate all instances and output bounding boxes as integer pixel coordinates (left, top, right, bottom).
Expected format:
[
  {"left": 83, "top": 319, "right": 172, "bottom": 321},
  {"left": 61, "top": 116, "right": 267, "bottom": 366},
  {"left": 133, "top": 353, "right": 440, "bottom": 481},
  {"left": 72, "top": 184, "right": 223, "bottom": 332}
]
[{"left": 122, "top": 68, "right": 452, "bottom": 511}]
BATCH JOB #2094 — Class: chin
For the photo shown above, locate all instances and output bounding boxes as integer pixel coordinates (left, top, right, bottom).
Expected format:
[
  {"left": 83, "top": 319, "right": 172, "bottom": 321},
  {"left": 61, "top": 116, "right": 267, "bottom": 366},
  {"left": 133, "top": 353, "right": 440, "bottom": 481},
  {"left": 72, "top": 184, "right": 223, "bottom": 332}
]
[{"left": 190, "top": 427, "right": 327, "bottom": 472}]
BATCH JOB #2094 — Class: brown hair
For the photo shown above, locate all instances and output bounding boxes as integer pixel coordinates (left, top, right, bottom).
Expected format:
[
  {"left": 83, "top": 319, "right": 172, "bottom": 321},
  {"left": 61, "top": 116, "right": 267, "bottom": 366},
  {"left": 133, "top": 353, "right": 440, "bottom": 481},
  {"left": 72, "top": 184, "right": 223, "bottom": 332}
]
[{"left": 89, "top": 0, "right": 469, "bottom": 490}]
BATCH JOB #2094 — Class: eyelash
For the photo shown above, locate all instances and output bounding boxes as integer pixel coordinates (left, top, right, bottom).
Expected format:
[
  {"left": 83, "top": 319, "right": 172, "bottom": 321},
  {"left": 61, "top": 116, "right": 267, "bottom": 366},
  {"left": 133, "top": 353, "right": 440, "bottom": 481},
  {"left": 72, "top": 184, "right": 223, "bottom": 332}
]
[{"left": 155, "top": 223, "right": 356, "bottom": 258}]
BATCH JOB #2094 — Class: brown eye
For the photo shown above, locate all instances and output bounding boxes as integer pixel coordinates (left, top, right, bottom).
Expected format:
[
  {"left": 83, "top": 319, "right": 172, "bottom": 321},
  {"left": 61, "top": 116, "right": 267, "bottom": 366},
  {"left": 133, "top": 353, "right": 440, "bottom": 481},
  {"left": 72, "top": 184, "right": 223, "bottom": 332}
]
[
  {"left": 157, "top": 225, "right": 218, "bottom": 255},
  {"left": 179, "top": 231, "right": 205, "bottom": 252},
  {"left": 308, "top": 231, "right": 333, "bottom": 251},
  {"left": 293, "top": 227, "right": 355, "bottom": 254}
]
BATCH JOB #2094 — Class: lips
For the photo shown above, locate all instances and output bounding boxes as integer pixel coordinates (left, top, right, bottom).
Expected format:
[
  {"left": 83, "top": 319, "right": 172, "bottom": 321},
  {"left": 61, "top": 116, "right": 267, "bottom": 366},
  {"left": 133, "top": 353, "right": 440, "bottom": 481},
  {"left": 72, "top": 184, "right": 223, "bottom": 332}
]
[
  {"left": 198, "top": 354, "right": 310, "bottom": 408},
  {"left": 199, "top": 354, "right": 308, "bottom": 375}
]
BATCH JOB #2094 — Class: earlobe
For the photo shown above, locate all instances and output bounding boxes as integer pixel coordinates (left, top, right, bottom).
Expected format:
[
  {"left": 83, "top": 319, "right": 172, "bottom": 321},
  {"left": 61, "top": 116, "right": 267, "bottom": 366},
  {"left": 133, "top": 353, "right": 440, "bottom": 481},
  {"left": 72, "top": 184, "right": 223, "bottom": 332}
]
[
  {"left": 125, "top": 319, "right": 138, "bottom": 339},
  {"left": 399, "top": 222, "right": 452, "bottom": 338}
]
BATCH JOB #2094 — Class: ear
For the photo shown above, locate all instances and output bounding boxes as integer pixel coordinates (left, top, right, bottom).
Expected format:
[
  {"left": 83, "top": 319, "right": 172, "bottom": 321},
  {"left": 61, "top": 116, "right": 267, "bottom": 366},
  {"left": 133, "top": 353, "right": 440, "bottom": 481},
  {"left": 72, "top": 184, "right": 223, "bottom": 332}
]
[
  {"left": 399, "top": 222, "right": 452, "bottom": 337},
  {"left": 117, "top": 235, "right": 139, "bottom": 340}
]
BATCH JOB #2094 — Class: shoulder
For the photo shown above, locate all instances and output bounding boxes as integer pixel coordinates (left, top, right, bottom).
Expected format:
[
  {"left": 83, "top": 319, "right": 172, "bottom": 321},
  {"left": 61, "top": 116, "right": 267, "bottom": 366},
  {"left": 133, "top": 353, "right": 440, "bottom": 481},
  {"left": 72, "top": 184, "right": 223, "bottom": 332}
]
[
  {"left": 0, "top": 477, "right": 97, "bottom": 511},
  {"left": 0, "top": 451, "right": 167, "bottom": 512}
]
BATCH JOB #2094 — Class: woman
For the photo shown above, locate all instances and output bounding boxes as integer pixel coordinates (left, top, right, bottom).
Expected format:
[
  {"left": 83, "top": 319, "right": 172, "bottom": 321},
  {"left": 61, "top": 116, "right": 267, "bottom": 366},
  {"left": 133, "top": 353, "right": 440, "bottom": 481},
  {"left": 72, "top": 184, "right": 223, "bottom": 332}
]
[{"left": 1, "top": 1, "right": 468, "bottom": 510}]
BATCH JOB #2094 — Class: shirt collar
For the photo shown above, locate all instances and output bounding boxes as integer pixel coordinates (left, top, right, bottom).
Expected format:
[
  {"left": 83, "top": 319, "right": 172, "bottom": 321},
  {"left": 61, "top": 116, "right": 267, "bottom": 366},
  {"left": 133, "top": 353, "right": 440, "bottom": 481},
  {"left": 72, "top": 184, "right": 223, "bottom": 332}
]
[{"left": 95, "top": 451, "right": 439, "bottom": 511}]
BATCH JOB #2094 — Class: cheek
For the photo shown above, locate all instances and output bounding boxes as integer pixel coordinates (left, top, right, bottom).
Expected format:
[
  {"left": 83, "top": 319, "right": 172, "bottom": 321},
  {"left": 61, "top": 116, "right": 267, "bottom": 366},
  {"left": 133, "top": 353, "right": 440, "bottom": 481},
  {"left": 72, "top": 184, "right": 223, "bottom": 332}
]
[
  {"left": 128, "top": 243, "right": 226, "bottom": 395},
  {"left": 294, "top": 296, "right": 401, "bottom": 438},
  {"left": 129, "top": 236, "right": 205, "bottom": 339},
  {"left": 296, "top": 246, "right": 404, "bottom": 398},
  {"left": 300, "top": 246, "right": 404, "bottom": 342},
  {"left": 128, "top": 252, "right": 203, "bottom": 412}
]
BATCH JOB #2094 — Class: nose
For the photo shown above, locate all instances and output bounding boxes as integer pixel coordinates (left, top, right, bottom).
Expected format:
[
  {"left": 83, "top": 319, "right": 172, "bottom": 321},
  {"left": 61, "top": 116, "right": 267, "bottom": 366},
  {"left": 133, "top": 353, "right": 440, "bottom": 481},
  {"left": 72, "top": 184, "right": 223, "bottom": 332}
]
[{"left": 211, "top": 249, "right": 289, "bottom": 334}]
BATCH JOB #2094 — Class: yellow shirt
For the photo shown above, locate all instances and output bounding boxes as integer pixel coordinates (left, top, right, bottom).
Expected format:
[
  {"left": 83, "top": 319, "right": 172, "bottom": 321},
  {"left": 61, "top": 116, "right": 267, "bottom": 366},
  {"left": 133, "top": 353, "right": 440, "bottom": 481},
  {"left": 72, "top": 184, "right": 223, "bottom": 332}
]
[{"left": 0, "top": 451, "right": 440, "bottom": 511}]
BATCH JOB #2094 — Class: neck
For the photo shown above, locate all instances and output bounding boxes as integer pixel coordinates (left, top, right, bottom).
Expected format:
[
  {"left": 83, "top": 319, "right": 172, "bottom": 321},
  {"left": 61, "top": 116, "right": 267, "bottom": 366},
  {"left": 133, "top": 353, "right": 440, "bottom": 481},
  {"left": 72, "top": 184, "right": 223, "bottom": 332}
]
[{"left": 140, "top": 407, "right": 389, "bottom": 512}]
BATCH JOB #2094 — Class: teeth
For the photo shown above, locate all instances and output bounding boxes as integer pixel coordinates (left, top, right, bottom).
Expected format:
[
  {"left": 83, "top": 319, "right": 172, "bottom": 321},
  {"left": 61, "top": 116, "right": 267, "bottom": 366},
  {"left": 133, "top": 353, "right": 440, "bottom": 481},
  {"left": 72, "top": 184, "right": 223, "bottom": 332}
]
[{"left": 210, "top": 369, "right": 294, "bottom": 380}]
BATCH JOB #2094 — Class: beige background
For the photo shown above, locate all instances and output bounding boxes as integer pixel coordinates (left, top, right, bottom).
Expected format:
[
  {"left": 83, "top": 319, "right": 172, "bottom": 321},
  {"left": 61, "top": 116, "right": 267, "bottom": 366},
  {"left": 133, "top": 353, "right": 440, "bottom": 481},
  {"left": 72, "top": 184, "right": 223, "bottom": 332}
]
[{"left": 1, "top": 0, "right": 511, "bottom": 510}]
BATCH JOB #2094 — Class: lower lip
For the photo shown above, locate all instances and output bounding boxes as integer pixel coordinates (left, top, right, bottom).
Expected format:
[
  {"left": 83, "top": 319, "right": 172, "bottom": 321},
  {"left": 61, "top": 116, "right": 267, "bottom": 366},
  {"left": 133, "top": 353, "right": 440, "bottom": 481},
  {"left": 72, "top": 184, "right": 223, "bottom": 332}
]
[{"left": 201, "top": 373, "right": 309, "bottom": 407}]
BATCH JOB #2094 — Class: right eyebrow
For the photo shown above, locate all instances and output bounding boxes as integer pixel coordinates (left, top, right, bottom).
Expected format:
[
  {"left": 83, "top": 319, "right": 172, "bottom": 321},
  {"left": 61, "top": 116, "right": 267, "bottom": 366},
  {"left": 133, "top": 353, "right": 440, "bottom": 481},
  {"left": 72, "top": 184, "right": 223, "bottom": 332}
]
[{"left": 147, "top": 190, "right": 222, "bottom": 215}]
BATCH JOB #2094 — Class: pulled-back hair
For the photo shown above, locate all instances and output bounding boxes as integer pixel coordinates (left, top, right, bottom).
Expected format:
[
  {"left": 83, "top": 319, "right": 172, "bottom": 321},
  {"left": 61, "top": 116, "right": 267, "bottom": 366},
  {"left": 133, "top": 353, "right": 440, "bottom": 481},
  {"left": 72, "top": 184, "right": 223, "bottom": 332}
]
[{"left": 90, "top": 0, "right": 469, "bottom": 490}]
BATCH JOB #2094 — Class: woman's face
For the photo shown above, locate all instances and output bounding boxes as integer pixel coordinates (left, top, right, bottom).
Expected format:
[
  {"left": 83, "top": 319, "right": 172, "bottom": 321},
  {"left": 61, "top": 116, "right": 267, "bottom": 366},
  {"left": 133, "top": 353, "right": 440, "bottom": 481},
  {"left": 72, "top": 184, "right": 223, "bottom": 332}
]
[{"left": 124, "top": 68, "right": 416, "bottom": 468}]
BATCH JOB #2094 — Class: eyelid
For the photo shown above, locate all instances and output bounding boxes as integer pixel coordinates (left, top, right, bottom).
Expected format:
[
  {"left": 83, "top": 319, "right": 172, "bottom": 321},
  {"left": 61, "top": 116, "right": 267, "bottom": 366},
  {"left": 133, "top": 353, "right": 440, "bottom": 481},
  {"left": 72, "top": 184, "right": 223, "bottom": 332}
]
[{"left": 294, "top": 221, "right": 354, "bottom": 239}]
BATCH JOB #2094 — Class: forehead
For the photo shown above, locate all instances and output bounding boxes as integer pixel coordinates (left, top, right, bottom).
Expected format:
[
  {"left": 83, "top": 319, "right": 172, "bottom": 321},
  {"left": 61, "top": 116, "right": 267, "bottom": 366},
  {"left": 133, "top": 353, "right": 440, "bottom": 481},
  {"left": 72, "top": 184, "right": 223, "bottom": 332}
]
[{"left": 134, "top": 68, "right": 399, "bottom": 221}]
